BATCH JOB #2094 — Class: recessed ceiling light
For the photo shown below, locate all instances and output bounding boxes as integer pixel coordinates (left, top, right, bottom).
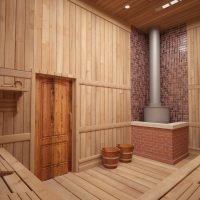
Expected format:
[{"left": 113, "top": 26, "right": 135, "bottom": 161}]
[
  {"left": 170, "top": 0, "right": 179, "bottom": 5},
  {"left": 125, "top": 4, "right": 130, "bottom": 9},
  {"left": 156, "top": 0, "right": 182, "bottom": 12},
  {"left": 162, "top": 3, "right": 170, "bottom": 9}
]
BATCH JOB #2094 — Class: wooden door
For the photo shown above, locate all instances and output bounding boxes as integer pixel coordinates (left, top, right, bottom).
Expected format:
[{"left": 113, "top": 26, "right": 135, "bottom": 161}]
[{"left": 35, "top": 76, "right": 72, "bottom": 181}]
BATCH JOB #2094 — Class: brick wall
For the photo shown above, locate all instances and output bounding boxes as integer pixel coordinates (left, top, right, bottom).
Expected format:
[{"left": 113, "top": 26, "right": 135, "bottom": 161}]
[
  {"left": 132, "top": 126, "right": 189, "bottom": 164},
  {"left": 131, "top": 28, "right": 149, "bottom": 121},
  {"left": 131, "top": 25, "right": 188, "bottom": 122}
]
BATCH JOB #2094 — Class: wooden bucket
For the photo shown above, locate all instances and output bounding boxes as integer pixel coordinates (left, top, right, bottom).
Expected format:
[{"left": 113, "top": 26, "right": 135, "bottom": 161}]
[
  {"left": 102, "top": 147, "right": 120, "bottom": 169},
  {"left": 117, "top": 144, "right": 134, "bottom": 163}
]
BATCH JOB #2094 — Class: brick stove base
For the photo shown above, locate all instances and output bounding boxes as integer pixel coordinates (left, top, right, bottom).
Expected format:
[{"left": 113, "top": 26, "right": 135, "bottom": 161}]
[{"left": 132, "top": 126, "right": 189, "bottom": 165}]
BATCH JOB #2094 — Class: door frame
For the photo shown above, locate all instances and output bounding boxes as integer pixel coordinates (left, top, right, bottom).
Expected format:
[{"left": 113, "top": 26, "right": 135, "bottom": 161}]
[{"left": 30, "top": 72, "right": 77, "bottom": 174}]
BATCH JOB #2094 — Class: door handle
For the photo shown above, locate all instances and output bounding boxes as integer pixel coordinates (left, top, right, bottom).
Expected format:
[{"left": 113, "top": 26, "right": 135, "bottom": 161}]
[{"left": 69, "top": 112, "right": 72, "bottom": 131}]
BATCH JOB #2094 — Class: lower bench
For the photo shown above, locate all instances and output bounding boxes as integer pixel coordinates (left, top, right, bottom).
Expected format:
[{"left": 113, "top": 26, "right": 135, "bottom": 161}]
[{"left": 0, "top": 148, "right": 62, "bottom": 200}]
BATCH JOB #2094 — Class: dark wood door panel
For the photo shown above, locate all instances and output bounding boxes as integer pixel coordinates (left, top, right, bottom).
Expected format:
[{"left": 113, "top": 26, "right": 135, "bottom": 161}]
[
  {"left": 35, "top": 76, "right": 72, "bottom": 181},
  {"left": 41, "top": 142, "right": 68, "bottom": 167}
]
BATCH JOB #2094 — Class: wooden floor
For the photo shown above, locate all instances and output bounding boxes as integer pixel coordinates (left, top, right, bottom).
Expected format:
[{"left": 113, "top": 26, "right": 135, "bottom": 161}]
[{"left": 44, "top": 155, "right": 193, "bottom": 200}]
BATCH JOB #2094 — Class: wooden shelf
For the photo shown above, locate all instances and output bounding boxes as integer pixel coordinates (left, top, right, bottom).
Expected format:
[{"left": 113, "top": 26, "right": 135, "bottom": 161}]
[
  {"left": 0, "top": 86, "right": 28, "bottom": 92},
  {"left": 0, "top": 99, "right": 17, "bottom": 112}
]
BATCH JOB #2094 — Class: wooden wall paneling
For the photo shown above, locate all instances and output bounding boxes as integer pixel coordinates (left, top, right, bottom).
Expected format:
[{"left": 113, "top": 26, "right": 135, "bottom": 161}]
[
  {"left": 100, "top": 18, "right": 105, "bottom": 82},
  {"left": 14, "top": 0, "right": 27, "bottom": 166},
  {"left": 75, "top": 5, "right": 81, "bottom": 78},
  {"left": 63, "top": 0, "right": 70, "bottom": 75},
  {"left": 104, "top": 21, "right": 109, "bottom": 83},
  {"left": 30, "top": 71, "right": 36, "bottom": 172},
  {"left": 86, "top": 11, "right": 92, "bottom": 81},
  {"left": 187, "top": 21, "right": 200, "bottom": 152},
  {"left": 42, "top": 0, "right": 50, "bottom": 72},
  {"left": 15, "top": 0, "right": 25, "bottom": 70},
  {"left": 72, "top": 79, "right": 78, "bottom": 171},
  {"left": 91, "top": 14, "right": 96, "bottom": 82},
  {"left": 25, "top": 0, "right": 34, "bottom": 71},
  {"left": 95, "top": 16, "right": 101, "bottom": 82},
  {"left": 70, "top": 0, "right": 131, "bottom": 32},
  {"left": 0, "top": 77, "right": 4, "bottom": 135},
  {"left": 69, "top": 3, "right": 76, "bottom": 75},
  {"left": 49, "top": 0, "right": 57, "bottom": 74},
  {"left": 0, "top": 0, "right": 5, "bottom": 68},
  {"left": 81, "top": 8, "right": 86, "bottom": 80},
  {"left": 57, "top": 0, "right": 64, "bottom": 74},
  {"left": 13, "top": 80, "right": 24, "bottom": 163},
  {"left": 3, "top": 104, "right": 14, "bottom": 154},
  {"left": 91, "top": 87, "right": 96, "bottom": 156},
  {"left": 3, "top": 77, "right": 15, "bottom": 155},
  {"left": 0, "top": 0, "right": 131, "bottom": 171},
  {"left": 34, "top": 0, "right": 43, "bottom": 71},
  {"left": 95, "top": 87, "right": 101, "bottom": 154},
  {"left": 23, "top": 79, "right": 31, "bottom": 168},
  {"left": 5, "top": 0, "right": 16, "bottom": 69}
]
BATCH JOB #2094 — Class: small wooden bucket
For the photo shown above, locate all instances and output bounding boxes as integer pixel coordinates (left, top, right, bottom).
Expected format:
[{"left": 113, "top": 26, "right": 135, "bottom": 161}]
[
  {"left": 102, "top": 147, "right": 120, "bottom": 169},
  {"left": 117, "top": 144, "right": 134, "bottom": 163}
]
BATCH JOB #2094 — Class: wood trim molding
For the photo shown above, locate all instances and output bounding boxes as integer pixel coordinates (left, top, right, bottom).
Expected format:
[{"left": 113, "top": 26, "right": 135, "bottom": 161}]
[
  {"left": 187, "top": 19, "right": 200, "bottom": 30},
  {"left": 189, "top": 122, "right": 200, "bottom": 127},
  {"left": 30, "top": 70, "right": 35, "bottom": 172},
  {"left": 189, "top": 147, "right": 200, "bottom": 155},
  {"left": 75, "top": 79, "right": 81, "bottom": 172},
  {"left": 79, "top": 157, "right": 101, "bottom": 172},
  {"left": 188, "top": 84, "right": 200, "bottom": 90},
  {"left": 79, "top": 154, "right": 101, "bottom": 164},
  {"left": 69, "top": 0, "right": 131, "bottom": 33},
  {"left": 0, "top": 67, "right": 32, "bottom": 79},
  {"left": 0, "top": 133, "right": 31, "bottom": 144},
  {"left": 79, "top": 122, "right": 131, "bottom": 133},
  {"left": 79, "top": 80, "right": 131, "bottom": 90},
  {"left": 36, "top": 69, "right": 76, "bottom": 80}
]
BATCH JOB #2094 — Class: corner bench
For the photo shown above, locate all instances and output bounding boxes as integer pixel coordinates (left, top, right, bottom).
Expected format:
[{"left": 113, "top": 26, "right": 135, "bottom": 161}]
[{"left": 0, "top": 148, "right": 62, "bottom": 200}]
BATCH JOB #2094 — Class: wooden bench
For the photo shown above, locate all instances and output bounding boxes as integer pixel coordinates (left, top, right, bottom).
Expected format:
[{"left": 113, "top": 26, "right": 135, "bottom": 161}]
[
  {"left": 138, "top": 154, "right": 200, "bottom": 200},
  {"left": 0, "top": 148, "right": 62, "bottom": 200}
]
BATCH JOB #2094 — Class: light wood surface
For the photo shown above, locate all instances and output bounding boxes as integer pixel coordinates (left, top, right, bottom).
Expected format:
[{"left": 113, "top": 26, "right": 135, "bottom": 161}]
[
  {"left": 79, "top": 0, "right": 200, "bottom": 32},
  {"left": 187, "top": 20, "right": 200, "bottom": 153},
  {"left": 0, "top": 148, "right": 62, "bottom": 200},
  {"left": 0, "top": 0, "right": 131, "bottom": 172},
  {"left": 45, "top": 154, "right": 179, "bottom": 200},
  {"left": 0, "top": 67, "right": 32, "bottom": 169},
  {"left": 138, "top": 154, "right": 200, "bottom": 200},
  {"left": 44, "top": 154, "right": 200, "bottom": 200}
]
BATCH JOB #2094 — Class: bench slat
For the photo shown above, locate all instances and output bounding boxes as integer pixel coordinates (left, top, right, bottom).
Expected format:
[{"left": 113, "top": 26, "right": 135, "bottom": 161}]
[
  {"left": 0, "top": 178, "right": 11, "bottom": 194},
  {"left": 3, "top": 173, "right": 31, "bottom": 193}
]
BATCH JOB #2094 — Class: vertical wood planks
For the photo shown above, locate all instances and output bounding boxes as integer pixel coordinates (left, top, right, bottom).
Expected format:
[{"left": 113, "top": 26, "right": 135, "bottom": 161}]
[
  {"left": 187, "top": 21, "right": 200, "bottom": 151},
  {"left": 15, "top": 0, "right": 25, "bottom": 70},
  {"left": 25, "top": 0, "right": 34, "bottom": 71},
  {"left": 5, "top": 0, "right": 16, "bottom": 69},
  {"left": 56, "top": 0, "right": 64, "bottom": 74},
  {"left": 0, "top": 0, "right": 131, "bottom": 171},
  {"left": 34, "top": 0, "right": 43, "bottom": 70},
  {"left": 0, "top": 0, "right": 6, "bottom": 68}
]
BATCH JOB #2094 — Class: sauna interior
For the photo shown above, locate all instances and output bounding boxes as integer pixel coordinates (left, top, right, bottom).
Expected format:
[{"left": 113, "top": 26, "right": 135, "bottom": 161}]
[{"left": 0, "top": 0, "right": 200, "bottom": 199}]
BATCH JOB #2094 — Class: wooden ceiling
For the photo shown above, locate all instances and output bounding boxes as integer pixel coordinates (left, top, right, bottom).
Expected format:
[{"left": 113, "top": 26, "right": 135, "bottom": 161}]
[{"left": 79, "top": 0, "right": 200, "bottom": 32}]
